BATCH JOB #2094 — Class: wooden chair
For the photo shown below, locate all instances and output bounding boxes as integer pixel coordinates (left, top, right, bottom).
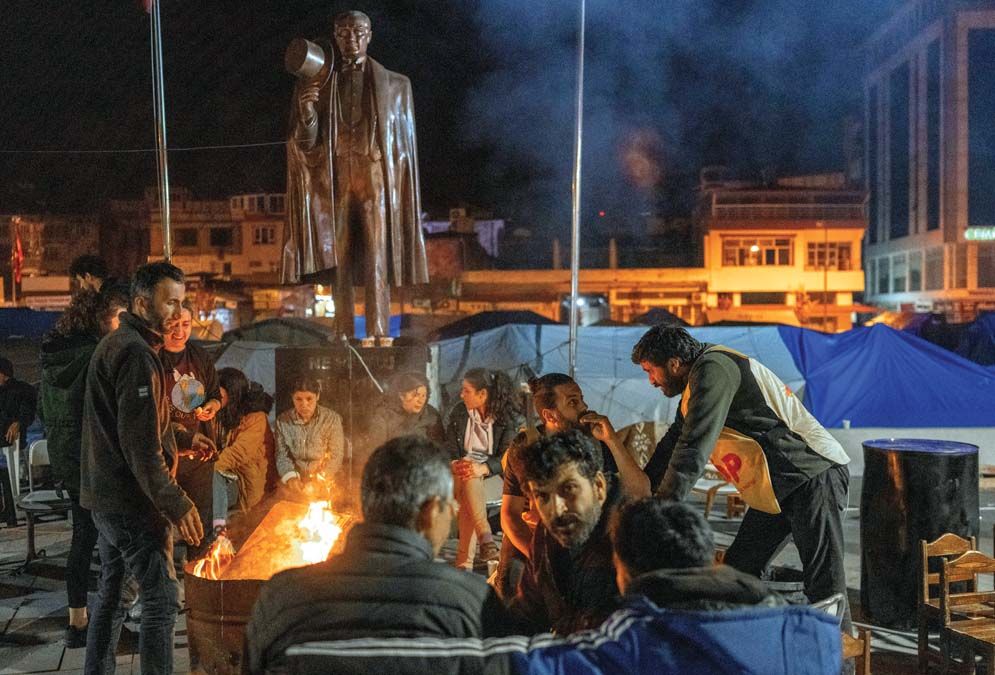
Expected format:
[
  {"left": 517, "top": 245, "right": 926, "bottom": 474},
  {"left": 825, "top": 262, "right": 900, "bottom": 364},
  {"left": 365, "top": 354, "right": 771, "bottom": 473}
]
[
  {"left": 842, "top": 627, "right": 872, "bottom": 675},
  {"left": 691, "top": 464, "right": 743, "bottom": 519},
  {"left": 919, "top": 533, "right": 978, "bottom": 672},
  {"left": 940, "top": 551, "right": 995, "bottom": 674}
]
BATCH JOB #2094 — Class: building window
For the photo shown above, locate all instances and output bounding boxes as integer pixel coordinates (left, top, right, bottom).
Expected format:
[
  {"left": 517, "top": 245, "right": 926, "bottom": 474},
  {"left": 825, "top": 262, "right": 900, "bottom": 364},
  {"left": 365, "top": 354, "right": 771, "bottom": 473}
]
[
  {"left": 740, "top": 292, "right": 786, "bottom": 305},
  {"left": 721, "top": 237, "right": 792, "bottom": 266},
  {"left": 867, "top": 258, "right": 876, "bottom": 294},
  {"left": 969, "top": 29, "right": 995, "bottom": 227},
  {"left": 806, "top": 242, "right": 852, "bottom": 270},
  {"left": 253, "top": 226, "right": 276, "bottom": 245},
  {"left": 925, "top": 247, "right": 944, "bottom": 290},
  {"left": 176, "top": 228, "right": 198, "bottom": 247},
  {"left": 877, "top": 257, "right": 890, "bottom": 294},
  {"left": 209, "top": 227, "right": 234, "bottom": 248},
  {"left": 867, "top": 85, "right": 879, "bottom": 244},
  {"left": 892, "top": 253, "right": 907, "bottom": 294},
  {"left": 889, "top": 62, "right": 911, "bottom": 240},
  {"left": 926, "top": 40, "right": 941, "bottom": 231},
  {"left": 255, "top": 196, "right": 266, "bottom": 212},
  {"left": 979, "top": 245, "right": 995, "bottom": 288},
  {"left": 269, "top": 195, "right": 285, "bottom": 213},
  {"left": 908, "top": 250, "right": 923, "bottom": 291}
]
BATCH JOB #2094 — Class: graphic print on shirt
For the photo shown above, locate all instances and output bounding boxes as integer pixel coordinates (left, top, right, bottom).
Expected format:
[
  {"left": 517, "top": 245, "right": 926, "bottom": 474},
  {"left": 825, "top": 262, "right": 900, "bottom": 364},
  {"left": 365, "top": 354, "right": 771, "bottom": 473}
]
[{"left": 170, "top": 369, "right": 205, "bottom": 431}]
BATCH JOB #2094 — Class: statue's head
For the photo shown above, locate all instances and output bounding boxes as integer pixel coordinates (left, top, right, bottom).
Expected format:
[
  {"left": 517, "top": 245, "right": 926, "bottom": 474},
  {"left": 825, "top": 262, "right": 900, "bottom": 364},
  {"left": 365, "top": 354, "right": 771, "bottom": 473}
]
[{"left": 333, "top": 11, "right": 372, "bottom": 61}]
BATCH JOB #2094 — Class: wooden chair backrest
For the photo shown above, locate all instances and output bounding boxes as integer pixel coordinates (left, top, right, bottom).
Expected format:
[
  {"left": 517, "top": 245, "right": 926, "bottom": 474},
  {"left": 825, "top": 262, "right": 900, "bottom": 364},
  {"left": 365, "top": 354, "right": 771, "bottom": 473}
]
[
  {"left": 920, "top": 533, "right": 977, "bottom": 605},
  {"left": 939, "top": 550, "right": 995, "bottom": 624}
]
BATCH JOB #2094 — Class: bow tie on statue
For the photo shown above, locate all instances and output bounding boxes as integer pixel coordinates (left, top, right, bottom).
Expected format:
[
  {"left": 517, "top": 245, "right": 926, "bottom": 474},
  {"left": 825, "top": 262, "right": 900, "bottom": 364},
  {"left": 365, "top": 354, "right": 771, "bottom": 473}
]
[{"left": 341, "top": 59, "right": 363, "bottom": 72}]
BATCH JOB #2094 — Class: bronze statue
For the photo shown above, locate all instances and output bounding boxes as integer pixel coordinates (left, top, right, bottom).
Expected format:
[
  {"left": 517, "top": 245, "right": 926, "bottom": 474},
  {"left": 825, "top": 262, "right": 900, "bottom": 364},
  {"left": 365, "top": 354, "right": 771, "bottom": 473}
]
[{"left": 283, "top": 10, "right": 428, "bottom": 338}]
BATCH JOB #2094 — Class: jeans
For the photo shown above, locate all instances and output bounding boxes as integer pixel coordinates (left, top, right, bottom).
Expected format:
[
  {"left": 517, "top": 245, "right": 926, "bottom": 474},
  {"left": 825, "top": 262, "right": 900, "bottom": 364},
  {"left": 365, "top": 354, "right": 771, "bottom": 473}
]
[
  {"left": 67, "top": 496, "right": 99, "bottom": 609},
  {"left": 724, "top": 463, "right": 852, "bottom": 635},
  {"left": 454, "top": 473, "right": 492, "bottom": 569},
  {"left": 211, "top": 471, "right": 238, "bottom": 527},
  {"left": 84, "top": 511, "right": 179, "bottom": 675}
]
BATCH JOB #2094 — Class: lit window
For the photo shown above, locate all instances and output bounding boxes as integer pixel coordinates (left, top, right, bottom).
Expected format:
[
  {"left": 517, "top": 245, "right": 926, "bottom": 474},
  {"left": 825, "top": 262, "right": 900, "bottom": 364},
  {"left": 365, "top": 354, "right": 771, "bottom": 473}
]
[
  {"left": 806, "top": 242, "right": 853, "bottom": 270},
  {"left": 254, "top": 227, "right": 276, "bottom": 245},
  {"left": 721, "top": 238, "right": 793, "bottom": 266}
]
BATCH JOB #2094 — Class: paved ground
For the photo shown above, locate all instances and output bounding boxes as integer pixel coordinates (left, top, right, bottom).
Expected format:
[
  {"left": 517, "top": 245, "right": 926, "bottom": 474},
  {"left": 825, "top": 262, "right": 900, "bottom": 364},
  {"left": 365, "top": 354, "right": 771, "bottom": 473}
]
[{"left": 1, "top": 477, "right": 993, "bottom": 674}]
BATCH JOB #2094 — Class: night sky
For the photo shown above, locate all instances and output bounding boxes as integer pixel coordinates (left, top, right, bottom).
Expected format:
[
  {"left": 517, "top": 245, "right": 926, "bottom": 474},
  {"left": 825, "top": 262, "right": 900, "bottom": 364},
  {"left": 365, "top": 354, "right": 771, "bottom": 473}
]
[{"left": 1, "top": 0, "right": 899, "bottom": 241}]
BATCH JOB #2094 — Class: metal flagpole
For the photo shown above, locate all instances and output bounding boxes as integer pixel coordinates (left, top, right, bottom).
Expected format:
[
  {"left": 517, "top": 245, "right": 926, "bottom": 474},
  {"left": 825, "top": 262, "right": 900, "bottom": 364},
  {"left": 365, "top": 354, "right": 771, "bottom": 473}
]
[
  {"left": 150, "top": 0, "right": 172, "bottom": 261},
  {"left": 568, "top": 0, "right": 586, "bottom": 378}
]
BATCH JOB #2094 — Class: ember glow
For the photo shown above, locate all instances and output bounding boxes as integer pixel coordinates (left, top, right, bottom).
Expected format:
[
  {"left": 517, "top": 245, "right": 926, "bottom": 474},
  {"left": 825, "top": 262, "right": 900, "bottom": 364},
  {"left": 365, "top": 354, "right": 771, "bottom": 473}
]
[{"left": 189, "top": 500, "right": 351, "bottom": 581}]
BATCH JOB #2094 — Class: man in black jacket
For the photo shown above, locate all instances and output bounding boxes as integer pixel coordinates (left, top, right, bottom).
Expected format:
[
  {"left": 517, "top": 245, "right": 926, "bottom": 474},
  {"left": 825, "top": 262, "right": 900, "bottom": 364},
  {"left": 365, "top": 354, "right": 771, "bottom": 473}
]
[
  {"left": 510, "top": 430, "right": 624, "bottom": 635},
  {"left": 632, "top": 325, "right": 851, "bottom": 632},
  {"left": 80, "top": 262, "right": 203, "bottom": 675},
  {"left": 0, "top": 356, "right": 36, "bottom": 526},
  {"left": 246, "top": 435, "right": 517, "bottom": 675}
]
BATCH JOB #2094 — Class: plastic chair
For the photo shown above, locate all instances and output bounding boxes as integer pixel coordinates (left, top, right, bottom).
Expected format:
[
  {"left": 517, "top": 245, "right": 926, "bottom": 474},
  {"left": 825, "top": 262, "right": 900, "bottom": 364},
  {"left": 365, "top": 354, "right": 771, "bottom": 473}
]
[
  {"left": 1, "top": 438, "right": 22, "bottom": 499},
  {"left": 17, "top": 439, "right": 72, "bottom": 565}
]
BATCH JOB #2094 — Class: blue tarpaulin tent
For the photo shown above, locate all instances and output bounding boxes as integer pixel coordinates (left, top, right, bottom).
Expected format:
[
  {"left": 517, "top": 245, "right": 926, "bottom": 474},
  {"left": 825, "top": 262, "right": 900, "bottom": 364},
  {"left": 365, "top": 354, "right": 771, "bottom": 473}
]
[
  {"left": 431, "top": 323, "right": 995, "bottom": 429},
  {"left": 956, "top": 312, "right": 995, "bottom": 367}
]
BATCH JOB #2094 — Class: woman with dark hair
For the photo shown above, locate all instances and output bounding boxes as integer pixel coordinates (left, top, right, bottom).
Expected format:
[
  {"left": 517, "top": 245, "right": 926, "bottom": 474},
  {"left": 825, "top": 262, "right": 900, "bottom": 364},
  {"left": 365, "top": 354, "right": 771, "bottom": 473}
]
[
  {"left": 212, "top": 368, "right": 277, "bottom": 523},
  {"left": 39, "top": 286, "right": 128, "bottom": 647},
  {"left": 274, "top": 377, "right": 344, "bottom": 490},
  {"left": 444, "top": 367, "right": 523, "bottom": 570},
  {"left": 367, "top": 371, "right": 444, "bottom": 450}
]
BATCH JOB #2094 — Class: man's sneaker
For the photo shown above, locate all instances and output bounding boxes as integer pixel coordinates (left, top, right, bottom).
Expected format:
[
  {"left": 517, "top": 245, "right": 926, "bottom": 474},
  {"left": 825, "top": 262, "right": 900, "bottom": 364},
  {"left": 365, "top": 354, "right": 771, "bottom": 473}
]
[
  {"left": 477, "top": 541, "right": 500, "bottom": 563},
  {"left": 65, "top": 624, "right": 88, "bottom": 649}
]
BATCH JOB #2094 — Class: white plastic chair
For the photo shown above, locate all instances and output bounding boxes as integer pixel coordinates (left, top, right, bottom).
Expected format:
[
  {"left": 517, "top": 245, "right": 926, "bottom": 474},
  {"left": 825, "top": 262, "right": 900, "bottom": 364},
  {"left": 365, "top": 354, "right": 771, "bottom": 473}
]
[{"left": 2, "top": 438, "right": 21, "bottom": 499}]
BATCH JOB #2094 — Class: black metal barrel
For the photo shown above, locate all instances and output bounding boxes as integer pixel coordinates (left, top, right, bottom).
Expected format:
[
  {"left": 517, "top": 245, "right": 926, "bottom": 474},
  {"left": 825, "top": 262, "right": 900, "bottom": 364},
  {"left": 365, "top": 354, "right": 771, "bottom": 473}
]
[{"left": 860, "top": 438, "right": 979, "bottom": 629}]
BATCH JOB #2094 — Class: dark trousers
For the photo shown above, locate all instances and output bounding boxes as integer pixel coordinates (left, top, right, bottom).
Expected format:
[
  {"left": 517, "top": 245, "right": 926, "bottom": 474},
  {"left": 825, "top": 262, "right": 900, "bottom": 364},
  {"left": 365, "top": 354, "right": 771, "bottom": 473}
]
[
  {"left": 68, "top": 496, "right": 99, "bottom": 609},
  {"left": 85, "top": 511, "right": 179, "bottom": 675},
  {"left": 724, "top": 463, "right": 851, "bottom": 633},
  {"left": 333, "top": 155, "right": 389, "bottom": 337}
]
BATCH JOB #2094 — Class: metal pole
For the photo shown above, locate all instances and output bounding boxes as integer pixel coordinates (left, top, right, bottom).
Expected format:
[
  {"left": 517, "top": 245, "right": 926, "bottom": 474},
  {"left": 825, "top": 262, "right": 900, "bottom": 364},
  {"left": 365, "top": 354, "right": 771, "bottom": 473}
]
[
  {"left": 150, "top": 0, "right": 172, "bottom": 260},
  {"left": 568, "top": 0, "right": 586, "bottom": 377}
]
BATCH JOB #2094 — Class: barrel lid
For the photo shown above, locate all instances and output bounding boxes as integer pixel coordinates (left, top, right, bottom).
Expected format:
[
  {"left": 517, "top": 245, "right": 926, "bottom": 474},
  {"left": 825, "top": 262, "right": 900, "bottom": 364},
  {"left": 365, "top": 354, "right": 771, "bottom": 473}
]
[{"left": 862, "top": 438, "right": 979, "bottom": 455}]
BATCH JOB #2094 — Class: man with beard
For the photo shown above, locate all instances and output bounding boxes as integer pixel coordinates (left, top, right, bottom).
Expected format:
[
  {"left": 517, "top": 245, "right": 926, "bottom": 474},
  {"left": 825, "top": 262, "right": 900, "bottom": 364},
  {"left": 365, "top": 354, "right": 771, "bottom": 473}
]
[
  {"left": 495, "top": 373, "right": 647, "bottom": 600},
  {"left": 509, "top": 429, "right": 624, "bottom": 634},
  {"left": 632, "top": 324, "right": 852, "bottom": 635},
  {"left": 80, "top": 262, "right": 204, "bottom": 675}
]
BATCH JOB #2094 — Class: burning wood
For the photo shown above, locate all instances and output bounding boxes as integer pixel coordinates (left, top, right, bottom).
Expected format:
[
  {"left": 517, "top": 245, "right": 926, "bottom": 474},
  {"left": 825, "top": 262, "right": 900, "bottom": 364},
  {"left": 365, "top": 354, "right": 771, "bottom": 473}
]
[{"left": 189, "top": 499, "right": 353, "bottom": 581}]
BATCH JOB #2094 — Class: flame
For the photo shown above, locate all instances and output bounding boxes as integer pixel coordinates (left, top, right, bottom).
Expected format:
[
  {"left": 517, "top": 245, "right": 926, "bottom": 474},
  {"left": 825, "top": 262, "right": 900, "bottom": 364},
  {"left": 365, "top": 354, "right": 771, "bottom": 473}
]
[
  {"left": 298, "top": 500, "right": 342, "bottom": 564},
  {"left": 191, "top": 534, "right": 235, "bottom": 580}
]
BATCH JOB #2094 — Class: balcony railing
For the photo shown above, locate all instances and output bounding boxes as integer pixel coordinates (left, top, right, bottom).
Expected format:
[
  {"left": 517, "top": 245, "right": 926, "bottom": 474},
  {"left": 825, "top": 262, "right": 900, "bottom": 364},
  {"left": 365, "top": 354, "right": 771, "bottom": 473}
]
[{"left": 710, "top": 204, "right": 866, "bottom": 220}]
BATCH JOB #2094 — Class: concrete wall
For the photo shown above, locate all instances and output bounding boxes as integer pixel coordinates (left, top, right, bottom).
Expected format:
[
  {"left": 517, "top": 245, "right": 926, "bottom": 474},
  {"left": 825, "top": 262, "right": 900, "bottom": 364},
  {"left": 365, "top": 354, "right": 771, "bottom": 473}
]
[{"left": 828, "top": 427, "right": 995, "bottom": 477}]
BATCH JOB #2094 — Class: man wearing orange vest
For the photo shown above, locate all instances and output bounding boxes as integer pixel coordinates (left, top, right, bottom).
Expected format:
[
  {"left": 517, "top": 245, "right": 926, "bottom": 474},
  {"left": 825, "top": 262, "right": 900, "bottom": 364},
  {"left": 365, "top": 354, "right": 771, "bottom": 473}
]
[{"left": 632, "top": 325, "right": 851, "bottom": 632}]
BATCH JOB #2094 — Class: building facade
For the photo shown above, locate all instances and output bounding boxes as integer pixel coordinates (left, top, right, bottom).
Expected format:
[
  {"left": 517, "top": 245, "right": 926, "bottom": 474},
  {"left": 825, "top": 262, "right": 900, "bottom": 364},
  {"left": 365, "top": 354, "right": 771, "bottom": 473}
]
[
  {"left": 145, "top": 189, "right": 286, "bottom": 284},
  {"left": 864, "top": 0, "right": 995, "bottom": 320}
]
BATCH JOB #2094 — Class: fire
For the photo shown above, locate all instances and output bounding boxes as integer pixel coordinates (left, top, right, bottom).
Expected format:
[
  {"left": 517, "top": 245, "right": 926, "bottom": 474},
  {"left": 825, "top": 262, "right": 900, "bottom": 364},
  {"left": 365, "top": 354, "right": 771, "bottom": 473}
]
[
  {"left": 191, "top": 534, "right": 235, "bottom": 581},
  {"left": 188, "top": 499, "right": 349, "bottom": 580},
  {"left": 298, "top": 500, "right": 342, "bottom": 564}
]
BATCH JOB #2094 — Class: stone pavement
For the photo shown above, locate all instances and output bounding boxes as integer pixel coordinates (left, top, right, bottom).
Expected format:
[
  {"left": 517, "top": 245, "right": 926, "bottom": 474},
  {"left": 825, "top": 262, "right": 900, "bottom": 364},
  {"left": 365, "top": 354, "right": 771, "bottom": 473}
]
[{"left": 2, "top": 477, "right": 993, "bottom": 674}]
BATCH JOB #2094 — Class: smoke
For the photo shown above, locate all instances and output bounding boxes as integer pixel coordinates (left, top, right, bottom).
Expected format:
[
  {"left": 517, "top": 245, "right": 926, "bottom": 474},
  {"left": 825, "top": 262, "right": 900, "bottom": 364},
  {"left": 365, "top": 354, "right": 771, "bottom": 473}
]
[{"left": 466, "top": 0, "right": 899, "bottom": 238}]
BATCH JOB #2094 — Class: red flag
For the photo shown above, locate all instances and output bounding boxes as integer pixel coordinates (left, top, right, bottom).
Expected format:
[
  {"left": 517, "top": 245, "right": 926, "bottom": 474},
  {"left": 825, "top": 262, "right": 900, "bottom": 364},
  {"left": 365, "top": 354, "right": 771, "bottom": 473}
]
[{"left": 11, "top": 222, "right": 24, "bottom": 285}]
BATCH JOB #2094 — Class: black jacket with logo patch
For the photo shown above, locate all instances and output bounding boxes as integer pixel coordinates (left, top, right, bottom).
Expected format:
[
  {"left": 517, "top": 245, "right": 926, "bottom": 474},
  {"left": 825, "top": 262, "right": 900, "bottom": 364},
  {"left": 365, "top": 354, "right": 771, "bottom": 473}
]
[{"left": 79, "top": 312, "right": 193, "bottom": 522}]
